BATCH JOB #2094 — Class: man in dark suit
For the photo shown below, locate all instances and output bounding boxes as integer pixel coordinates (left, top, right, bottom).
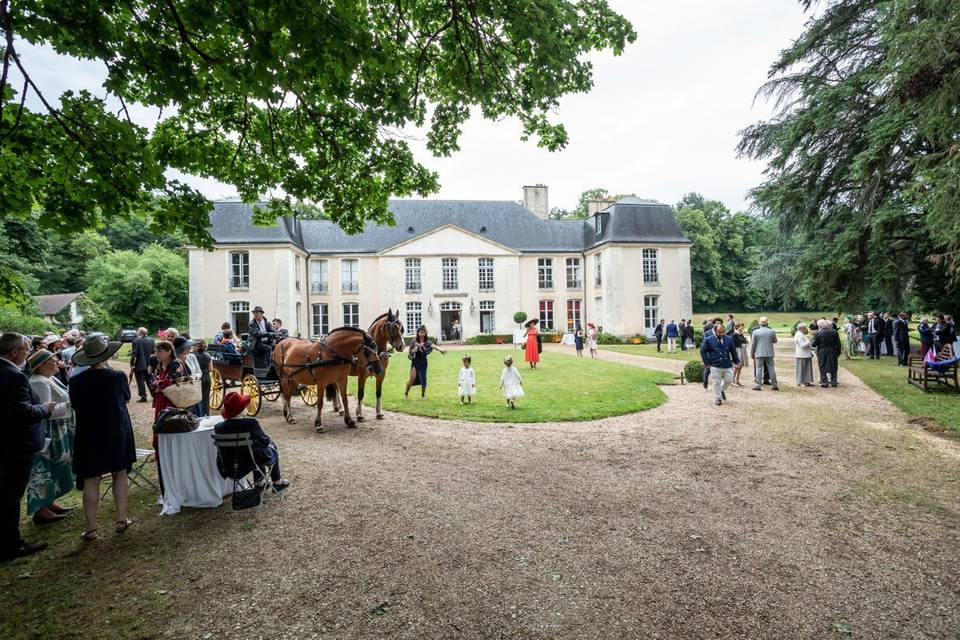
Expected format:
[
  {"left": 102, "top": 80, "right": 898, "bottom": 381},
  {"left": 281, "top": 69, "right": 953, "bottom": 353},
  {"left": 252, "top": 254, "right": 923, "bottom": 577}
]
[
  {"left": 214, "top": 392, "right": 290, "bottom": 490},
  {"left": 0, "top": 333, "right": 55, "bottom": 561},
  {"left": 866, "top": 312, "right": 882, "bottom": 359},
  {"left": 130, "top": 327, "right": 155, "bottom": 403},
  {"left": 893, "top": 312, "right": 911, "bottom": 366},
  {"left": 247, "top": 306, "right": 275, "bottom": 369},
  {"left": 271, "top": 318, "right": 290, "bottom": 341},
  {"left": 883, "top": 313, "right": 895, "bottom": 357},
  {"left": 811, "top": 320, "right": 842, "bottom": 387}
]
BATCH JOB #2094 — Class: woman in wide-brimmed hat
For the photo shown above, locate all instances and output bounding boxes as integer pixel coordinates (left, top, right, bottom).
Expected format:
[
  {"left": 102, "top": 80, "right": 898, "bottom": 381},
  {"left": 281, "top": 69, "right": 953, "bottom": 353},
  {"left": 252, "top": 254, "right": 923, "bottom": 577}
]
[
  {"left": 25, "top": 349, "right": 76, "bottom": 525},
  {"left": 524, "top": 317, "right": 540, "bottom": 369},
  {"left": 67, "top": 334, "right": 136, "bottom": 540}
]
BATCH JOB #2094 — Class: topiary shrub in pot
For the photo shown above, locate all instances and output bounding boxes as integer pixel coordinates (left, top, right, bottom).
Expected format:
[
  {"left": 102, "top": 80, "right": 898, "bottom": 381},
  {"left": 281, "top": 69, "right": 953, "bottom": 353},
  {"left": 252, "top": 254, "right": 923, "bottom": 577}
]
[
  {"left": 683, "top": 359, "right": 705, "bottom": 384},
  {"left": 513, "top": 311, "right": 528, "bottom": 325}
]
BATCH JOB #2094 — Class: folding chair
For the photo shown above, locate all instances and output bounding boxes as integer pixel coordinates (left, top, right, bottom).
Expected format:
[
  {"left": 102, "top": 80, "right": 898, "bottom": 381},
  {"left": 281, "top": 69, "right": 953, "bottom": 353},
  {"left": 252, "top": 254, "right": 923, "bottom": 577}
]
[
  {"left": 100, "top": 448, "right": 159, "bottom": 500},
  {"left": 211, "top": 433, "right": 282, "bottom": 511}
]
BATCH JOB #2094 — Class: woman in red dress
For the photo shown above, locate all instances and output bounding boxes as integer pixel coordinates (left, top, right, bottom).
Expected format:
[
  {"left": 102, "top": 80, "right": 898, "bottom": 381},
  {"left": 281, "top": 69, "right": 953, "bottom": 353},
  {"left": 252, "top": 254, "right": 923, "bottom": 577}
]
[
  {"left": 524, "top": 318, "right": 540, "bottom": 369},
  {"left": 149, "top": 341, "right": 184, "bottom": 420}
]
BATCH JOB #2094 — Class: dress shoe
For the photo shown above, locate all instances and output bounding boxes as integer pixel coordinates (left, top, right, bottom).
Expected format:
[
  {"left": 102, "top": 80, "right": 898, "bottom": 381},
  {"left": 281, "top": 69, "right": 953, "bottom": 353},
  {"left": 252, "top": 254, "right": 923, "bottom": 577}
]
[
  {"left": 831, "top": 383, "right": 838, "bottom": 388},
  {"left": 771, "top": 386, "right": 779, "bottom": 391},
  {"left": 721, "top": 391, "right": 727, "bottom": 400},
  {"left": 715, "top": 399, "right": 722, "bottom": 406},
  {"left": 48, "top": 504, "right": 73, "bottom": 515},
  {"left": 820, "top": 383, "right": 829, "bottom": 388},
  {"left": 1, "top": 541, "right": 47, "bottom": 561},
  {"left": 33, "top": 512, "right": 67, "bottom": 525},
  {"left": 137, "top": 397, "right": 149, "bottom": 403}
]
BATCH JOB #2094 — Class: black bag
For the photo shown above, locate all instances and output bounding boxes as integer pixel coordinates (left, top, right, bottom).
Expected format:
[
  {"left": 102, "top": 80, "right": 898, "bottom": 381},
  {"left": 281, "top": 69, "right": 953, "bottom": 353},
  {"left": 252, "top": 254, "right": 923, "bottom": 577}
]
[
  {"left": 536, "top": 334, "right": 543, "bottom": 354},
  {"left": 153, "top": 407, "right": 200, "bottom": 434},
  {"left": 231, "top": 487, "right": 262, "bottom": 510}
]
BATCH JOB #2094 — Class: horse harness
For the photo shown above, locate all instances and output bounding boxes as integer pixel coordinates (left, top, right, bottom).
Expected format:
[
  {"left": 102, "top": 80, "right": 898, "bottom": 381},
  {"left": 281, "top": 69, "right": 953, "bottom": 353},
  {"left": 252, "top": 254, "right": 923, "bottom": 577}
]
[{"left": 277, "top": 328, "right": 380, "bottom": 384}]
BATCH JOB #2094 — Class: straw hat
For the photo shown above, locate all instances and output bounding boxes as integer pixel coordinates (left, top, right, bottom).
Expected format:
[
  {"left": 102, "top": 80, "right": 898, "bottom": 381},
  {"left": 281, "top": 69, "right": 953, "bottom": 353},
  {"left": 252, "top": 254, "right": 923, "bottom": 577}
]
[{"left": 26, "top": 349, "right": 55, "bottom": 374}]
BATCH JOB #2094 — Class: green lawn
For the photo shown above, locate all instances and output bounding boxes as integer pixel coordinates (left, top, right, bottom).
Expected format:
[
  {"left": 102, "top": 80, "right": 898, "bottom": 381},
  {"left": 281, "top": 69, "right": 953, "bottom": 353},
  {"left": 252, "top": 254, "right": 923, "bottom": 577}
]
[
  {"left": 841, "top": 358, "right": 960, "bottom": 435},
  {"left": 349, "top": 349, "right": 674, "bottom": 423},
  {"left": 697, "top": 310, "right": 837, "bottom": 335},
  {"left": 602, "top": 343, "right": 699, "bottom": 361}
]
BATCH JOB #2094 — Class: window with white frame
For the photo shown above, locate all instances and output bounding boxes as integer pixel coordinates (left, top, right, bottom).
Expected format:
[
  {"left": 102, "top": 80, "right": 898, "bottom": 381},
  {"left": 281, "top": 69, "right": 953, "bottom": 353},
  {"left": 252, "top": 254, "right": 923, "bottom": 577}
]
[
  {"left": 230, "top": 301, "right": 250, "bottom": 333},
  {"left": 442, "top": 257, "right": 458, "bottom": 290},
  {"left": 341, "top": 259, "right": 359, "bottom": 293},
  {"left": 642, "top": 248, "right": 659, "bottom": 284},
  {"left": 566, "top": 257, "right": 582, "bottom": 289},
  {"left": 537, "top": 258, "right": 554, "bottom": 289},
  {"left": 479, "top": 300, "right": 495, "bottom": 333},
  {"left": 405, "top": 258, "right": 421, "bottom": 293},
  {"left": 295, "top": 301, "right": 301, "bottom": 336},
  {"left": 229, "top": 251, "right": 249, "bottom": 288},
  {"left": 478, "top": 258, "right": 494, "bottom": 291},
  {"left": 594, "top": 215, "right": 603, "bottom": 235},
  {"left": 295, "top": 255, "right": 301, "bottom": 292},
  {"left": 539, "top": 300, "right": 554, "bottom": 330},
  {"left": 644, "top": 295, "right": 660, "bottom": 331},
  {"left": 342, "top": 302, "right": 359, "bottom": 328},
  {"left": 405, "top": 302, "right": 422, "bottom": 334},
  {"left": 566, "top": 299, "right": 582, "bottom": 331},
  {"left": 594, "top": 254, "right": 602, "bottom": 286},
  {"left": 310, "top": 259, "right": 328, "bottom": 294},
  {"left": 311, "top": 303, "right": 329, "bottom": 337}
]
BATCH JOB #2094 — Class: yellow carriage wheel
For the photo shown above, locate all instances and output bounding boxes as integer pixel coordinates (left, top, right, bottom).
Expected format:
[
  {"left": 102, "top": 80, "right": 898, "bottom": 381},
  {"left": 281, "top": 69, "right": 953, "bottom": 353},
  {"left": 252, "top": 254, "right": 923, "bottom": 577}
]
[
  {"left": 208, "top": 369, "right": 225, "bottom": 411},
  {"left": 240, "top": 374, "right": 262, "bottom": 416},
  {"left": 299, "top": 384, "right": 318, "bottom": 406}
]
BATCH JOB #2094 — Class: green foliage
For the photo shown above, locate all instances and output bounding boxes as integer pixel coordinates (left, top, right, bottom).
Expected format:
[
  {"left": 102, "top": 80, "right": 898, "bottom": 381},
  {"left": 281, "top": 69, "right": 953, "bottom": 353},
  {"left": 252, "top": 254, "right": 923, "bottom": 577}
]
[
  {"left": 465, "top": 333, "right": 512, "bottom": 345},
  {"left": 683, "top": 360, "right": 705, "bottom": 384},
  {"left": 0, "top": 305, "right": 55, "bottom": 335},
  {"left": 550, "top": 187, "right": 638, "bottom": 219},
  {"left": 85, "top": 245, "right": 188, "bottom": 330},
  {"left": 0, "top": 218, "right": 50, "bottom": 307},
  {"left": 738, "top": 0, "right": 960, "bottom": 311},
  {"left": 595, "top": 332, "right": 623, "bottom": 345},
  {"left": 513, "top": 311, "right": 528, "bottom": 325},
  {"left": 100, "top": 217, "right": 188, "bottom": 253},
  {"left": 75, "top": 294, "right": 117, "bottom": 335},
  {"left": 692, "top": 325, "right": 704, "bottom": 348},
  {"left": 30, "top": 232, "right": 111, "bottom": 295}
]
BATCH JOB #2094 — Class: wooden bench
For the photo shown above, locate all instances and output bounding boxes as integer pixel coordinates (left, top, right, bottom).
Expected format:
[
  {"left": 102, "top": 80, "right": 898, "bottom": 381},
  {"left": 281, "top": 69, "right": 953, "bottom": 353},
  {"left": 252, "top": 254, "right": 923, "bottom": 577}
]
[{"left": 907, "top": 344, "right": 958, "bottom": 392}]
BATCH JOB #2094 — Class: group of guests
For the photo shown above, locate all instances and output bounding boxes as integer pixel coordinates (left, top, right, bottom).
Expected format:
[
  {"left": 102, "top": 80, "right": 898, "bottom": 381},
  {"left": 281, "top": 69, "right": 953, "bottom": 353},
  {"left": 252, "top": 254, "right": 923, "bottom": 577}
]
[
  {"left": 655, "top": 318, "right": 697, "bottom": 353},
  {"left": 2, "top": 331, "right": 137, "bottom": 560},
  {"left": 842, "top": 313, "right": 956, "bottom": 364},
  {"left": 131, "top": 326, "right": 213, "bottom": 419}
]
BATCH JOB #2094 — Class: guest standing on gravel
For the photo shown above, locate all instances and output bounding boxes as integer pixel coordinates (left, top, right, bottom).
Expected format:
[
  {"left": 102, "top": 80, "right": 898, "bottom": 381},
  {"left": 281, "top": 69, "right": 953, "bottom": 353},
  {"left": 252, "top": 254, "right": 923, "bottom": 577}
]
[
  {"left": 750, "top": 317, "right": 779, "bottom": 391},
  {"left": 811, "top": 319, "right": 842, "bottom": 388},
  {"left": 700, "top": 324, "right": 739, "bottom": 406}
]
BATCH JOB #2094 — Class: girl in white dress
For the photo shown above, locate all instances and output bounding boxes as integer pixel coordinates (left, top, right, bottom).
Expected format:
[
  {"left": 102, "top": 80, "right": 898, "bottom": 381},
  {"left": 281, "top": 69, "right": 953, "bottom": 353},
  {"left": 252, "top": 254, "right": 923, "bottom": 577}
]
[
  {"left": 499, "top": 357, "right": 524, "bottom": 409},
  {"left": 458, "top": 356, "right": 476, "bottom": 404}
]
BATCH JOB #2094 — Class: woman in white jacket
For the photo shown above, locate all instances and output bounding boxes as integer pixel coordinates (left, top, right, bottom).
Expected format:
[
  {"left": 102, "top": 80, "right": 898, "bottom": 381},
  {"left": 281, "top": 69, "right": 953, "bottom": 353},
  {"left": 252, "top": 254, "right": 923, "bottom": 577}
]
[
  {"left": 794, "top": 325, "right": 814, "bottom": 386},
  {"left": 26, "top": 349, "right": 76, "bottom": 525}
]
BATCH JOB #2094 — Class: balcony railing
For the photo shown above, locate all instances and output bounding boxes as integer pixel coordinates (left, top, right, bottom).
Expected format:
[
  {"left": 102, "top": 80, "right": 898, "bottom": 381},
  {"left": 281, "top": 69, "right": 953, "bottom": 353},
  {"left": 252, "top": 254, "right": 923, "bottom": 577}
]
[
  {"left": 566, "top": 279, "right": 582, "bottom": 289},
  {"left": 310, "top": 282, "right": 329, "bottom": 294},
  {"left": 342, "top": 282, "right": 359, "bottom": 294},
  {"left": 406, "top": 284, "right": 421, "bottom": 294}
]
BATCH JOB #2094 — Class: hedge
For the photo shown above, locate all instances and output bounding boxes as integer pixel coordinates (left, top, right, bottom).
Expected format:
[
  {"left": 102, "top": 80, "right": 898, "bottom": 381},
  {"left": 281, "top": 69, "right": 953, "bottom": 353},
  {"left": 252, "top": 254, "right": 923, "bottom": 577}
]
[
  {"left": 683, "top": 360, "right": 705, "bottom": 383},
  {"left": 596, "top": 332, "right": 624, "bottom": 345},
  {"left": 465, "top": 334, "right": 513, "bottom": 345}
]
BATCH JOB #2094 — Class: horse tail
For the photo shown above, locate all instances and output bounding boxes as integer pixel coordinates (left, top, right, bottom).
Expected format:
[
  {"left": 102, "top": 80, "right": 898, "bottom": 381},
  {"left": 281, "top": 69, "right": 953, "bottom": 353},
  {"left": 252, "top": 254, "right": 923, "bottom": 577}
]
[{"left": 325, "top": 383, "right": 337, "bottom": 401}]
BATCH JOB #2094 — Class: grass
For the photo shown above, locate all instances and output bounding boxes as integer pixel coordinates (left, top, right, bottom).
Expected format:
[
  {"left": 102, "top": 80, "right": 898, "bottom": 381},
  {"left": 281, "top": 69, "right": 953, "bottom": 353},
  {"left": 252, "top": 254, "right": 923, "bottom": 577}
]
[
  {"left": 696, "top": 310, "right": 837, "bottom": 335},
  {"left": 841, "top": 357, "right": 960, "bottom": 435},
  {"left": 602, "top": 343, "right": 699, "bottom": 361},
  {"left": 348, "top": 348, "right": 675, "bottom": 423}
]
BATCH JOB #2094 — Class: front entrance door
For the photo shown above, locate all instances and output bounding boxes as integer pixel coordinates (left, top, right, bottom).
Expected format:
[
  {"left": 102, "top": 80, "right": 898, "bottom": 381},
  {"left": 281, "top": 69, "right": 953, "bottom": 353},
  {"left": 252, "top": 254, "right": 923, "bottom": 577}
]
[{"left": 439, "top": 302, "right": 462, "bottom": 341}]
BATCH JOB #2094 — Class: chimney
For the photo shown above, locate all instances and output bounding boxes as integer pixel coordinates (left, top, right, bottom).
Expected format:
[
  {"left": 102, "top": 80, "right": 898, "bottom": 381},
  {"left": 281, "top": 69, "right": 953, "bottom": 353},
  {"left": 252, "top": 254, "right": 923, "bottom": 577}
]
[
  {"left": 587, "top": 198, "right": 613, "bottom": 216},
  {"left": 522, "top": 184, "right": 549, "bottom": 219}
]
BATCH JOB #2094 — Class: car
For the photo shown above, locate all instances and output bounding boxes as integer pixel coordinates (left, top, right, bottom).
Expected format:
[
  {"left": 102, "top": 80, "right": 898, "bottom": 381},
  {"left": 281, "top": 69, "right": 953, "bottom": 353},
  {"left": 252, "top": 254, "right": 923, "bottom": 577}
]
[{"left": 117, "top": 328, "right": 137, "bottom": 343}]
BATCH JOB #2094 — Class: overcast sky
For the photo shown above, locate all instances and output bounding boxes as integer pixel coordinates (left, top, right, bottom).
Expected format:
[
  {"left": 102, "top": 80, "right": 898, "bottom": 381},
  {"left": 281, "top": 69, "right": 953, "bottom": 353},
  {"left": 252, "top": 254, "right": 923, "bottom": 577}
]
[{"left": 17, "top": 1, "right": 809, "bottom": 213}]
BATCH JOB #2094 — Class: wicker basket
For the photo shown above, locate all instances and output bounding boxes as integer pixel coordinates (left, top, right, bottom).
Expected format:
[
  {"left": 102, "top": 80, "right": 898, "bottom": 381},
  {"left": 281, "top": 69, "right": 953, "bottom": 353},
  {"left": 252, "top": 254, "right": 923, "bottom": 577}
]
[{"left": 161, "top": 378, "right": 201, "bottom": 408}]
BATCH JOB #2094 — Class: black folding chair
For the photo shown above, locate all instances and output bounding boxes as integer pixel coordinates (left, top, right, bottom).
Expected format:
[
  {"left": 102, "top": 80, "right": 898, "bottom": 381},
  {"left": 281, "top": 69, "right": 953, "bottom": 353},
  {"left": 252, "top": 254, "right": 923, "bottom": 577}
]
[
  {"left": 210, "top": 433, "right": 280, "bottom": 511},
  {"left": 100, "top": 448, "right": 158, "bottom": 501}
]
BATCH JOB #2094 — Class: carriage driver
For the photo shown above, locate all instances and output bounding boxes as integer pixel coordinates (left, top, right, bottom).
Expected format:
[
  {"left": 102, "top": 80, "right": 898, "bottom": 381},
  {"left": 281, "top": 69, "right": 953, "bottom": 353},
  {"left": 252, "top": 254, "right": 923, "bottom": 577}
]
[{"left": 247, "top": 306, "right": 275, "bottom": 369}]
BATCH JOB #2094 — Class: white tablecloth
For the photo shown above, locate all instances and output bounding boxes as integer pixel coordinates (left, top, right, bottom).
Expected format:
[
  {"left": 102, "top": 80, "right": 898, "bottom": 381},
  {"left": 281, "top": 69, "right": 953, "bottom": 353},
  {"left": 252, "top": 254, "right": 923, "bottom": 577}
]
[
  {"left": 560, "top": 333, "right": 575, "bottom": 345},
  {"left": 157, "top": 416, "right": 239, "bottom": 515}
]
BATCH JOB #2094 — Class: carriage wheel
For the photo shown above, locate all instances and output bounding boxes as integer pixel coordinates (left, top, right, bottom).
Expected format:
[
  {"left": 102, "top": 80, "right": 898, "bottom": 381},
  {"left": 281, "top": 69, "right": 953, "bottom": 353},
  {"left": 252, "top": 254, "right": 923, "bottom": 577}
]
[
  {"left": 299, "top": 384, "right": 318, "bottom": 406},
  {"left": 262, "top": 383, "right": 281, "bottom": 402},
  {"left": 240, "top": 375, "right": 262, "bottom": 416},
  {"left": 208, "top": 369, "right": 225, "bottom": 411}
]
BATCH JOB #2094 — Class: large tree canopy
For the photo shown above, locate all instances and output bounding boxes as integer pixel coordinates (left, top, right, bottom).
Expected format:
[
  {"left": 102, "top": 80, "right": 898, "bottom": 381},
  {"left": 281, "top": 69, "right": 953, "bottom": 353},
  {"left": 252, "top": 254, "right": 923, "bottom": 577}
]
[
  {"left": 0, "top": 1, "right": 635, "bottom": 243},
  {"left": 738, "top": 0, "right": 960, "bottom": 313}
]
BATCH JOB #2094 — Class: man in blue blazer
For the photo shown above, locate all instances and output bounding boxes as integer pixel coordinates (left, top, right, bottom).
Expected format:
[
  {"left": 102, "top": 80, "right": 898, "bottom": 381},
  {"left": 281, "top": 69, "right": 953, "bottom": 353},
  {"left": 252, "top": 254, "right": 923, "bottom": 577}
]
[
  {"left": 700, "top": 324, "right": 740, "bottom": 406},
  {"left": 0, "top": 333, "right": 56, "bottom": 561}
]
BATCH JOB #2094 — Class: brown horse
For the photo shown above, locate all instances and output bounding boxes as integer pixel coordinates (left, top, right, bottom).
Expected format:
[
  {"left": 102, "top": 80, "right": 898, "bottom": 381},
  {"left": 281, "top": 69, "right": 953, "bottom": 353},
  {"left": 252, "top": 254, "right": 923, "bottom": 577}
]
[
  {"left": 331, "top": 309, "right": 404, "bottom": 421},
  {"left": 273, "top": 327, "right": 382, "bottom": 432}
]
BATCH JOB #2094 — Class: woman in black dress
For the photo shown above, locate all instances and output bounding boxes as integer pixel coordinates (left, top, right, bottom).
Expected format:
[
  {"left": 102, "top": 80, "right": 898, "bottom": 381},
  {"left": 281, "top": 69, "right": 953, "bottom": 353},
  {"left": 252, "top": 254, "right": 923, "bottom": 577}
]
[
  {"left": 193, "top": 340, "right": 213, "bottom": 417},
  {"left": 68, "top": 335, "right": 136, "bottom": 541},
  {"left": 404, "top": 326, "right": 446, "bottom": 399}
]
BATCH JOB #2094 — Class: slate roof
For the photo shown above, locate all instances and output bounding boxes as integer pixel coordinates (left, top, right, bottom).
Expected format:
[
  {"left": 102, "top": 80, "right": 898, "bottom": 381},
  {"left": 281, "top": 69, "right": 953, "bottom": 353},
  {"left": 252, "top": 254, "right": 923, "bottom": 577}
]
[
  {"left": 34, "top": 292, "right": 81, "bottom": 315},
  {"left": 207, "top": 197, "right": 690, "bottom": 254}
]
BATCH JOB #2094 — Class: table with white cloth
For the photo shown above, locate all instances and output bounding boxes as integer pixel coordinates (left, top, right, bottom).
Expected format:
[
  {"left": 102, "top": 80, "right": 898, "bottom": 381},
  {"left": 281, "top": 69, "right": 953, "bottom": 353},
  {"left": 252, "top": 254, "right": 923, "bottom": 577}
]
[
  {"left": 560, "top": 333, "right": 576, "bottom": 345},
  {"left": 157, "top": 415, "right": 243, "bottom": 515}
]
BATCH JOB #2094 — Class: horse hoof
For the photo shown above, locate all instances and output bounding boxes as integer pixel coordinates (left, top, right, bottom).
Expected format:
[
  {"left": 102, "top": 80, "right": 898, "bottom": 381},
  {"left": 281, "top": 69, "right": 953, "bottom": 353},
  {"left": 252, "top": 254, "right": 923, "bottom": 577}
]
[
  {"left": 346, "top": 421, "right": 357, "bottom": 429},
  {"left": 338, "top": 410, "right": 345, "bottom": 416},
  {"left": 315, "top": 426, "right": 325, "bottom": 433},
  {"left": 357, "top": 415, "right": 366, "bottom": 422},
  {"left": 376, "top": 414, "right": 384, "bottom": 420}
]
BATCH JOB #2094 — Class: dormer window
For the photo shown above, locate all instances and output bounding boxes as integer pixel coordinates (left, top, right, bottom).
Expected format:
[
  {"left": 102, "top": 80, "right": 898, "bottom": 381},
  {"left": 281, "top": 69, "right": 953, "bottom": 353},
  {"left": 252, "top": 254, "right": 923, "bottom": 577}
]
[{"left": 594, "top": 214, "right": 603, "bottom": 236}]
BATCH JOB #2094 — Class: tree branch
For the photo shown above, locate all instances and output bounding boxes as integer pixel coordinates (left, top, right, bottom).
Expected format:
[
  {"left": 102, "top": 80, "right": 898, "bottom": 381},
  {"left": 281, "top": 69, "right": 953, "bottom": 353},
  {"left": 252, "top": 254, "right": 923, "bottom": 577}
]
[{"left": 163, "top": 0, "right": 221, "bottom": 65}]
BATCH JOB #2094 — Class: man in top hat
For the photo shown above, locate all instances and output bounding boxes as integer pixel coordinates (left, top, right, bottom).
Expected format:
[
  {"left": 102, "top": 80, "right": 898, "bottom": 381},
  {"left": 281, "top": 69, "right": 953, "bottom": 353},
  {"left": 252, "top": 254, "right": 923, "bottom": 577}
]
[
  {"left": 247, "top": 306, "right": 274, "bottom": 369},
  {"left": 214, "top": 393, "right": 290, "bottom": 491},
  {"left": 0, "top": 333, "right": 57, "bottom": 561}
]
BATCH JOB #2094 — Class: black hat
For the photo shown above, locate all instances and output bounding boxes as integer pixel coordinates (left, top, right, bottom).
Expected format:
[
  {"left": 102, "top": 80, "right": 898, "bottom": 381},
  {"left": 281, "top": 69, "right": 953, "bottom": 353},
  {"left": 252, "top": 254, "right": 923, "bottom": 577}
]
[
  {"left": 72, "top": 334, "right": 122, "bottom": 366},
  {"left": 524, "top": 318, "right": 539, "bottom": 328},
  {"left": 252, "top": 305, "right": 265, "bottom": 314},
  {"left": 172, "top": 336, "right": 196, "bottom": 355}
]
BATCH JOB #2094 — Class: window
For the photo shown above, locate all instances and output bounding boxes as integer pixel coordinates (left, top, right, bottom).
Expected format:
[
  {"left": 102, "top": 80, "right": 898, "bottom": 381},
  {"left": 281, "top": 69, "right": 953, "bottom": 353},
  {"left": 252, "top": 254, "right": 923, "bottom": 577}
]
[
  {"left": 644, "top": 295, "right": 660, "bottom": 332},
  {"left": 642, "top": 248, "right": 659, "bottom": 284},
  {"left": 229, "top": 251, "right": 249, "bottom": 289},
  {"left": 342, "top": 302, "right": 359, "bottom": 328},
  {"left": 230, "top": 301, "right": 250, "bottom": 333},
  {"left": 442, "top": 258, "right": 458, "bottom": 290},
  {"left": 594, "top": 296, "right": 603, "bottom": 326},
  {"left": 566, "top": 299, "right": 582, "bottom": 331},
  {"left": 479, "top": 300, "right": 495, "bottom": 334},
  {"left": 295, "top": 255, "right": 301, "bottom": 292},
  {"left": 310, "top": 260, "right": 328, "bottom": 294},
  {"left": 594, "top": 215, "right": 603, "bottom": 235},
  {"left": 478, "top": 258, "right": 494, "bottom": 291},
  {"left": 537, "top": 258, "right": 554, "bottom": 289},
  {"left": 405, "top": 302, "right": 422, "bottom": 335},
  {"left": 296, "top": 302, "right": 302, "bottom": 336},
  {"left": 594, "top": 254, "right": 602, "bottom": 286},
  {"left": 311, "top": 303, "right": 329, "bottom": 337},
  {"left": 566, "top": 257, "right": 582, "bottom": 289},
  {"left": 405, "top": 258, "right": 421, "bottom": 293},
  {"left": 341, "top": 259, "right": 359, "bottom": 294},
  {"left": 539, "top": 300, "right": 554, "bottom": 330}
]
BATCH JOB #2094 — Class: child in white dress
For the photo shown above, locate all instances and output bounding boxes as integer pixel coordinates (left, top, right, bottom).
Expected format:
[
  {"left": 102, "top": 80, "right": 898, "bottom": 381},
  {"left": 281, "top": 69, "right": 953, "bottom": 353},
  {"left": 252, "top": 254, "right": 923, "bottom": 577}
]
[
  {"left": 458, "top": 356, "right": 476, "bottom": 404},
  {"left": 499, "top": 357, "right": 524, "bottom": 409}
]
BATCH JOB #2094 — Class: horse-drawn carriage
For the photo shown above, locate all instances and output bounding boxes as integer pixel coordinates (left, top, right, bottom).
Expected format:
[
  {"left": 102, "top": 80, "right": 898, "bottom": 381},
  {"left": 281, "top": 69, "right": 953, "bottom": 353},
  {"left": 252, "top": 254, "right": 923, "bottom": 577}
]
[{"left": 207, "top": 339, "right": 318, "bottom": 416}]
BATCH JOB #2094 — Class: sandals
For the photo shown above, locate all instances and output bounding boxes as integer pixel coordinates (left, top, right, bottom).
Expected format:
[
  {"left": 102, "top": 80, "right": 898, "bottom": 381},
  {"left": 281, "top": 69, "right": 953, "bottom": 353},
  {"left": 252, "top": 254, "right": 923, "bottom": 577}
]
[
  {"left": 115, "top": 518, "right": 134, "bottom": 534},
  {"left": 81, "top": 529, "right": 98, "bottom": 542}
]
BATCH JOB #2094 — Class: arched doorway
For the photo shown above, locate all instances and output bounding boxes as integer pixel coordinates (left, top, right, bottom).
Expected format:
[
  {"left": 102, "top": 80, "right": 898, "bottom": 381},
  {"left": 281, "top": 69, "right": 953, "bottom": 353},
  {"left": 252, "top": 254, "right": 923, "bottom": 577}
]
[{"left": 440, "top": 301, "right": 462, "bottom": 341}]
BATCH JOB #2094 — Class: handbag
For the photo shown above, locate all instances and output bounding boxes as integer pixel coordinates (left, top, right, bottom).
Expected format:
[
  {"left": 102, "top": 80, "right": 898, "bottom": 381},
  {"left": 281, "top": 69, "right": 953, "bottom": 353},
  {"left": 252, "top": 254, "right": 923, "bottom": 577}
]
[
  {"left": 231, "top": 487, "right": 262, "bottom": 510},
  {"left": 153, "top": 407, "right": 201, "bottom": 434},
  {"left": 161, "top": 377, "right": 201, "bottom": 408}
]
